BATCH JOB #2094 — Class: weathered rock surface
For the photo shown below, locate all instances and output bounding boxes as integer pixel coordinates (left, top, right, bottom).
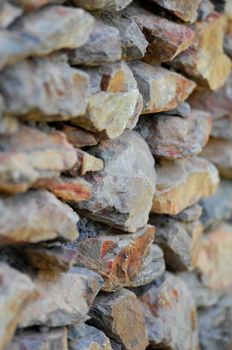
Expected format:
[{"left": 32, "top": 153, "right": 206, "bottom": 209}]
[
  {"left": 172, "top": 204, "right": 203, "bottom": 223},
  {"left": 76, "top": 132, "right": 156, "bottom": 232},
  {"left": 171, "top": 12, "right": 231, "bottom": 90},
  {"left": 89, "top": 288, "right": 148, "bottom": 350},
  {"left": 211, "top": 114, "right": 232, "bottom": 139},
  {"left": 0, "top": 3, "right": 22, "bottom": 28},
  {"left": 0, "top": 55, "right": 90, "bottom": 121},
  {"left": 136, "top": 272, "right": 199, "bottom": 350},
  {"left": 128, "top": 62, "right": 196, "bottom": 114},
  {"left": 136, "top": 109, "right": 211, "bottom": 159},
  {"left": 68, "top": 149, "right": 104, "bottom": 177},
  {"left": 0, "top": 263, "right": 36, "bottom": 350},
  {"left": 73, "top": 0, "right": 133, "bottom": 11},
  {"left": 165, "top": 102, "right": 191, "bottom": 118},
  {"left": 19, "top": 267, "right": 103, "bottom": 328},
  {"left": 0, "top": 190, "right": 79, "bottom": 244},
  {"left": 56, "top": 124, "right": 98, "bottom": 148},
  {"left": 152, "top": 157, "right": 219, "bottom": 215}
]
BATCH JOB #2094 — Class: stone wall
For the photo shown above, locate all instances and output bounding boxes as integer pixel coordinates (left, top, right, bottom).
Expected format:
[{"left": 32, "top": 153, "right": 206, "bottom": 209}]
[{"left": 0, "top": 0, "right": 232, "bottom": 349}]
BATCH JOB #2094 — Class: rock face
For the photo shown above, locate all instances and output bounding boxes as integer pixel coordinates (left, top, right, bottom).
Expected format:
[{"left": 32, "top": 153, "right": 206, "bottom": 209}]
[
  {"left": 89, "top": 288, "right": 148, "bottom": 350},
  {"left": 76, "top": 132, "right": 156, "bottom": 232},
  {"left": 0, "top": 190, "right": 79, "bottom": 244},
  {"left": 128, "top": 62, "right": 196, "bottom": 114},
  {"left": 136, "top": 110, "right": 211, "bottom": 159},
  {"left": 19, "top": 268, "right": 103, "bottom": 328},
  {"left": 136, "top": 273, "right": 199, "bottom": 350},
  {"left": 73, "top": 0, "right": 133, "bottom": 11},
  {"left": 152, "top": 157, "right": 219, "bottom": 215},
  {"left": 0, "top": 264, "right": 36, "bottom": 350}
]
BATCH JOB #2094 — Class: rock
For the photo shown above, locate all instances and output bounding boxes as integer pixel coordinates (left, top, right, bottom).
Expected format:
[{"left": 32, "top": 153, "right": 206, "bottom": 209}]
[
  {"left": 152, "top": 157, "right": 219, "bottom": 215},
  {"left": 0, "top": 116, "right": 19, "bottom": 136},
  {"left": 11, "top": 0, "right": 65, "bottom": 11},
  {"left": 0, "top": 190, "right": 79, "bottom": 244},
  {"left": 56, "top": 124, "right": 98, "bottom": 148},
  {"left": 69, "top": 21, "right": 122, "bottom": 66},
  {"left": 165, "top": 102, "right": 192, "bottom": 118},
  {"left": 7, "top": 328, "right": 68, "bottom": 350},
  {"left": 211, "top": 0, "right": 232, "bottom": 18},
  {"left": 19, "top": 267, "right": 103, "bottom": 328},
  {"left": 136, "top": 109, "right": 211, "bottom": 159},
  {"left": 211, "top": 114, "right": 232, "bottom": 139},
  {"left": 171, "top": 12, "right": 231, "bottom": 90},
  {"left": 0, "top": 263, "right": 36, "bottom": 350},
  {"left": 196, "top": 223, "right": 232, "bottom": 292},
  {"left": 76, "top": 132, "right": 156, "bottom": 233},
  {"left": 89, "top": 288, "right": 148, "bottom": 350},
  {"left": 198, "top": 0, "right": 215, "bottom": 20},
  {"left": 147, "top": 0, "right": 202, "bottom": 23},
  {"left": 0, "top": 55, "right": 90, "bottom": 121},
  {"left": 0, "top": 3, "right": 22, "bottom": 28},
  {"left": 201, "top": 138, "right": 232, "bottom": 179},
  {"left": 0, "top": 124, "right": 77, "bottom": 194},
  {"left": 136, "top": 272, "right": 199, "bottom": 350},
  {"left": 68, "top": 324, "right": 112, "bottom": 350},
  {"left": 73, "top": 0, "right": 133, "bottom": 11},
  {"left": 68, "top": 149, "right": 104, "bottom": 176},
  {"left": 172, "top": 204, "right": 203, "bottom": 223},
  {"left": 128, "top": 62, "right": 196, "bottom": 115},
  {"left": 70, "top": 62, "right": 142, "bottom": 139},
  {"left": 224, "top": 20, "right": 232, "bottom": 58}
]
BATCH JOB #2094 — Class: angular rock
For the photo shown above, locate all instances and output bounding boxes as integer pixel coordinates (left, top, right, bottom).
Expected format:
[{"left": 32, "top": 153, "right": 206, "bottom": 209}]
[
  {"left": 0, "top": 190, "right": 79, "bottom": 244},
  {"left": 196, "top": 223, "right": 232, "bottom": 292},
  {"left": 76, "top": 132, "right": 156, "bottom": 232},
  {"left": 136, "top": 272, "right": 199, "bottom": 350},
  {"left": 56, "top": 124, "right": 98, "bottom": 148},
  {"left": 70, "top": 62, "right": 142, "bottom": 139},
  {"left": 19, "top": 267, "right": 103, "bottom": 328},
  {"left": 136, "top": 109, "right": 211, "bottom": 159},
  {"left": 69, "top": 21, "right": 122, "bottom": 66},
  {"left": 0, "top": 55, "right": 90, "bottom": 121},
  {"left": 11, "top": 0, "right": 65, "bottom": 11},
  {"left": 0, "top": 3, "right": 22, "bottom": 28},
  {"left": 128, "top": 62, "right": 196, "bottom": 114},
  {"left": 211, "top": 114, "right": 232, "bottom": 139},
  {"left": 7, "top": 328, "right": 68, "bottom": 350},
  {"left": 152, "top": 157, "right": 219, "bottom": 215},
  {"left": 165, "top": 102, "right": 191, "bottom": 118},
  {"left": 73, "top": 0, "right": 133, "bottom": 11},
  {"left": 0, "top": 124, "right": 77, "bottom": 194},
  {"left": 201, "top": 138, "right": 232, "bottom": 179},
  {"left": 89, "top": 288, "right": 148, "bottom": 350},
  {"left": 171, "top": 12, "right": 231, "bottom": 90},
  {"left": 68, "top": 149, "right": 104, "bottom": 177},
  {"left": 68, "top": 324, "right": 112, "bottom": 350},
  {"left": 0, "top": 263, "right": 36, "bottom": 350},
  {"left": 172, "top": 204, "right": 203, "bottom": 223}
]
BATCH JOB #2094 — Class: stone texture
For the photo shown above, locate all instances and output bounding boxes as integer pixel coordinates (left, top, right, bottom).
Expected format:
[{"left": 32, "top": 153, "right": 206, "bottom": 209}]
[
  {"left": 0, "top": 190, "right": 79, "bottom": 244},
  {"left": 89, "top": 288, "right": 148, "bottom": 350},
  {"left": 136, "top": 272, "right": 199, "bottom": 350},
  {"left": 152, "top": 157, "right": 219, "bottom": 215},
  {"left": 136, "top": 109, "right": 211, "bottom": 159},
  {"left": 165, "top": 102, "right": 192, "bottom": 118},
  {"left": 0, "top": 124, "right": 77, "bottom": 194},
  {"left": 171, "top": 12, "right": 231, "bottom": 90},
  {"left": 0, "top": 3, "right": 22, "bottom": 28},
  {"left": 0, "top": 55, "right": 90, "bottom": 121},
  {"left": 224, "top": 20, "right": 232, "bottom": 58},
  {"left": 0, "top": 263, "right": 36, "bottom": 350},
  {"left": 19, "top": 267, "right": 103, "bottom": 328},
  {"left": 70, "top": 62, "right": 142, "bottom": 139},
  {"left": 11, "top": 0, "right": 65, "bottom": 11},
  {"left": 76, "top": 132, "right": 156, "bottom": 232},
  {"left": 7, "top": 328, "right": 68, "bottom": 350},
  {"left": 69, "top": 21, "right": 122, "bottom": 66},
  {"left": 211, "top": 114, "right": 232, "bottom": 139},
  {"left": 73, "top": 0, "right": 133, "bottom": 11},
  {"left": 68, "top": 149, "right": 104, "bottom": 176},
  {"left": 56, "top": 124, "right": 98, "bottom": 148},
  {"left": 128, "top": 62, "right": 196, "bottom": 115},
  {"left": 172, "top": 204, "right": 203, "bottom": 223}
]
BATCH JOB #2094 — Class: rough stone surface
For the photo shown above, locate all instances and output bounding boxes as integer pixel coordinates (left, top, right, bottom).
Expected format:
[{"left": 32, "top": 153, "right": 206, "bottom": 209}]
[
  {"left": 172, "top": 204, "right": 203, "bottom": 223},
  {"left": 0, "top": 190, "right": 79, "bottom": 244},
  {"left": 136, "top": 272, "right": 199, "bottom": 350},
  {"left": 128, "top": 61, "right": 196, "bottom": 114},
  {"left": 136, "top": 109, "right": 211, "bottom": 159},
  {"left": 76, "top": 132, "right": 156, "bottom": 232},
  {"left": 73, "top": 0, "right": 133, "bottom": 11},
  {"left": 69, "top": 149, "right": 104, "bottom": 176},
  {"left": 89, "top": 288, "right": 148, "bottom": 350},
  {"left": 56, "top": 124, "right": 98, "bottom": 148},
  {"left": 19, "top": 267, "right": 103, "bottom": 328},
  {"left": 152, "top": 157, "right": 219, "bottom": 215},
  {"left": 211, "top": 114, "right": 232, "bottom": 139}
]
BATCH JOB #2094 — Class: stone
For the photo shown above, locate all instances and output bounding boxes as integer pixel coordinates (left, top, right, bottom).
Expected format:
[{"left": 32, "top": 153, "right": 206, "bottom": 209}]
[
  {"left": 73, "top": 0, "right": 133, "bottom": 11},
  {"left": 11, "top": 0, "right": 65, "bottom": 11},
  {"left": 196, "top": 223, "right": 232, "bottom": 292},
  {"left": 70, "top": 62, "right": 142, "bottom": 139},
  {"left": 201, "top": 138, "right": 232, "bottom": 179},
  {"left": 152, "top": 157, "right": 219, "bottom": 215},
  {"left": 136, "top": 109, "right": 211, "bottom": 159},
  {"left": 7, "top": 328, "right": 68, "bottom": 350},
  {"left": 0, "top": 116, "right": 19, "bottom": 136},
  {"left": 0, "top": 3, "right": 22, "bottom": 28},
  {"left": 171, "top": 12, "right": 231, "bottom": 90},
  {"left": 136, "top": 272, "right": 199, "bottom": 350},
  {"left": 69, "top": 21, "right": 122, "bottom": 66},
  {"left": 0, "top": 263, "right": 36, "bottom": 350},
  {"left": 147, "top": 0, "right": 202, "bottom": 23},
  {"left": 211, "top": 114, "right": 232, "bottom": 139},
  {"left": 19, "top": 267, "right": 103, "bottom": 328},
  {"left": 68, "top": 324, "right": 112, "bottom": 350},
  {"left": 56, "top": 124, "right": 98, "bottom": 148},
  {"left": 89, "top": 288, "right": 148, "bottom": 350},
  {"left": 76, "top": 132, "right": 156, "bottom": 233},
  {"left": 0, "top": 124, "right": 77, "bottom": 194},
  {"left": 165, "top": 102, "right": 191, "bottom": 118},
  {"left": 0, "top": 190, "right": 79, "bottom": 244},
  {"left": 224, "top": 20, "right": 232, "bottom": 58},
  {"left": 172, "top": 204, "right": 203, "bottom": 223},
  {"left": 0, "top": 55, "right": 90, "bottom": 121},
  {"left": 211, "top": 0, "right": 232, "bottom": 18},
  {"left": 128, "top": 62, "right": 196, "bottom": 115},
  {"left": 69, "top": 149, "right": 104, "bottom": 176},
  {"left": 198, "top": 0, "right": 215, "bottom": 21}
]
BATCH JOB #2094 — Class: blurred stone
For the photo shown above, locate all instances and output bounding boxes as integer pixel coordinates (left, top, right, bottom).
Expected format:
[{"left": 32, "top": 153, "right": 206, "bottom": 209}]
[
  {"left": 224, "top": 20, "right": 232, "bottom": 57},
  {"left": 0, "top": 3, "right": 22, "bottom": 28},
  {"left": 73, "top": 0, "right": 133, "bottom": 11},
  {"left": 11, "top": 0, "right": 65, "bottom": 11},
  {"left": 172, "top": 204, "right": 203, "bottom": 223},
  {"left": 165, "top": 102, "right": 191, "bottom": 118},
  {"left": 56, "top": 124, "right": 98, "bottom": 148},
  {"left": 0, "top": 116, "right": 18, "bottom": 136},
  {"left": 211, "top": 0, "right": 232, "bottom": 18},
  {"left": 69, "top": 149, "right": 104, "bottom": 176},
  {"left": 198, "top": 0, "right": 215, "bottom": 20},
  {"left": 211, "top": 114, "right": 232, "bottom": 139}
]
